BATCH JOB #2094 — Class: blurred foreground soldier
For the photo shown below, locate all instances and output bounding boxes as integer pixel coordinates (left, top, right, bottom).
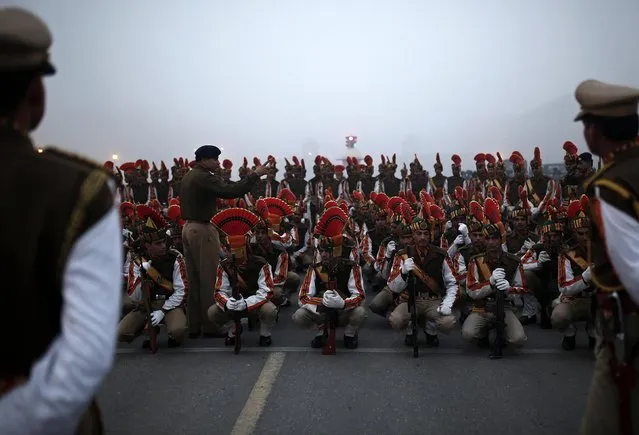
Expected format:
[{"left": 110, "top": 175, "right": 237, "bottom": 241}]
[
  {"left": 575, "top": 80, "right": 639, "bottom": 435},
  {"left": 0, "top": 7, "right": 122, "bottom": 434},
  {"left": 180, "top": 145, "right": 269, "bottom": 338}
]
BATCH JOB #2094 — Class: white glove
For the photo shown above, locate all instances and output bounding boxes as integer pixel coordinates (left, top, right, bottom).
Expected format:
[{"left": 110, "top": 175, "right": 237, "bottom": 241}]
[
  {"left": 495, "top": 279, "right": 510, "bottom": 292},
  {"left": 437, "top": 305, "right": 452, "bottom": 316},
  {"left": 522, "top": 238, "right": 535, "bottom": 251},
  {"left": 458, "top": 223, "right": 468, "bottom": 237},
  {"left": 489, "top": 268, "right": 505, "bottom": 286},
  {"left": 150, "top": 310, "right": 165, "bottom": 327},
  {"left": 538, "top": 251, "right": 551, "bottom": 263},
  {"left": 226, "top": 297, "right": 247, "bottom": 311},
  {"left": 401, "top": 257, "right": 416, "bottom": 275},
  {"left": 141, "top": 260, "right": 152, "bottom": 271},
  {"left": 322, "top": 290, "right": 345, "bottom": 309},
  {"left": 582, "top": 266, "right": 592, "bottom": 283},
  {"left": 385, "top": 241, "right": 397, "bottom": 258},
  {"left": 122, "top": 228, "right": 132, "bottom": 238},
  {"left": 445, "top": 220, "right": 453, "bottom": 230},
  {"left": 453, "top": 235, "right": 465, "bottom": 246}
]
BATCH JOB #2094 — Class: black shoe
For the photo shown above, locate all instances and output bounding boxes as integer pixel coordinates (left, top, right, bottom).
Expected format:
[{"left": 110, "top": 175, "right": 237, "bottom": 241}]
[
  {"left": 540, "top": 312, "right": 552, "bottom": 329},
  {"left": 404, "top": 334, "right": 416, "bottom": 346},
  {"left": 562, "top": 335, "right": 576, "bottom": 351},
  {"left": 224, "top": 335, "right": 236, "bottom": 346},
  {"left": 477, "top": 336, "right": 490, "bottom": 348},
  {"left": 311, "top": 335, "right": 326, "bottom": 348},
  {"left": 142, "top": 339, "right": 151, "bottom": 349},
  {"left": 519, "top": 314, "right": 537, "bottom": 325},
  {"left": 344, "top": 335, "right": 358, "bottom": 349},
  {"left": 259, "top": 335, "right": 272, "bottom": 347},
  {"left": 167, "top": 338, "right": 181, "bottom": 348},
  {"left": 425, "top": 333, "right": 439, "bottom": 348},
  {"left": 589, "top": 336, "right": 596, "bottom": 349},
  {"left": 280, "top": 298, "right": 291, "bottom": 308}
]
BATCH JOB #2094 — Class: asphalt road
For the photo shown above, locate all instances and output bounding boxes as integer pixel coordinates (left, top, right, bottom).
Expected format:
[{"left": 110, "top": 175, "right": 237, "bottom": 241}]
[{"left": 101, "top": 290, "right": 595, "bottom": 435}]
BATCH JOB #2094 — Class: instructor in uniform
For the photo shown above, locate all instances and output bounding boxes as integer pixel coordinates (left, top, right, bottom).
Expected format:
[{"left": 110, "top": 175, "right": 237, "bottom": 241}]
[
  {"left": 575, "top": 79, "right": 639, "bottom": 435},
  {"left": 180, "top": 145, "right": 269, "bottom": 337},
  {"left": 0, "top": 7, "right": 122, "bottom": 435}
]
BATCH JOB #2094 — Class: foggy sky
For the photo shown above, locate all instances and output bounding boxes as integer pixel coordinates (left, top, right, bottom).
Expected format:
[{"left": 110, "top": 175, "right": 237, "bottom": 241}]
[{"left": 10, "top": 0, "right": 639, "bottom": 175}]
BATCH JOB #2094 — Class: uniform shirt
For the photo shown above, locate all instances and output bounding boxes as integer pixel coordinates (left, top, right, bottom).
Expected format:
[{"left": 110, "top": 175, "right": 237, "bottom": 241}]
[
  {"left": 214, "top": 263, "right": 275, "bottom": 311},
  {"left": 180, "top": 165, "right": 259, "bottom": 221}
]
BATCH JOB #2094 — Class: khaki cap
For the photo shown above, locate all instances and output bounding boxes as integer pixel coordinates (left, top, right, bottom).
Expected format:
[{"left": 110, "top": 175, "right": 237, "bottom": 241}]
[
  {"left": 574, "top": 79, "right": 639, "bottom": 121},
  {"left": 0, "top": 7, "right": 55, "bottom": 74}
]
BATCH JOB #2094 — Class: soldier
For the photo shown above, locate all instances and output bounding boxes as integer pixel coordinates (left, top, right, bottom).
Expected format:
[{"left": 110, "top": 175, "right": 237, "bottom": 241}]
[
  {"left": 462, "top": 198, "right": 528, "bottom": 348},
  {"left": 293, "top": 207, "right": 366, "bottom": 349},
  {"left": 304, "top": 156, "right": 324, "bottom": 227},
  {"left": 447, "top": 154, "right": 466, "bottom": 195},
  {"left": 576, "top": 152, "right": 595, "bottom": 194},
  {"left": 118, "top": 205, "right": 188, "bottom": 348},
  {"left": 180, "top": 145, "right": 269, "bottom": 338},
  {"left": 505, "top": 151, "right": 527, "bottom": 207},
  {"left": 409, "top": 154, "right": 429, "bottom": 195},
  {"left": 359, "top": 155, "right": 375, "bottom": 196},
  {"left": 387, "top": 207, "right": 458, "bottom": 347},
  {"left": 573, "top": 79, "right": 639, "bottom": 435},
  {"left": 526, "top": 147, "right": 552, "bottom": 207},
  {"left": 209, "top": 208, "right": 279, "bottom": 347},
  {"left": 429, "top": 153, "right": 447, "bottom": 194},
  {"left": 0, "top": 7, "right": 121, "bottom": 433},
  {"left": 560, "top": 141, "right": 581, "bottom": 203},
  {"left": 552, "top": 196, "right": 595, "bottom": 351}
]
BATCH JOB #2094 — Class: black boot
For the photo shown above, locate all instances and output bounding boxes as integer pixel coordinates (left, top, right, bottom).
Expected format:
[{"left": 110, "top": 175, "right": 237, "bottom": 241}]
[
  {"left": 167, "top": 338, "right": 181, "bottom": 348},
  {"left": 142, "top": 339, "right": 151, "bottom": 349},
  {"left": 259, "top": 335, "right": 272, "bottom": 347},
  {"left": 540, "top": 311, "right": 552, "bottom": 329},
  {"left": 224, "top": 335, "right": 236, "bottom": 346},
  {"left": 344, "top": 335, "right": 358, "bottom": 349},
  {"left": 477, "top": 336, "right": 490, "bottom": 348},
  {"left": 425, "top": 333, "right": 439, "bottom": 348},
  {"left": 404, "top": 333, "right": 416, "bottom": 346},
  {"left": 589, "top": 336, "right": 596, "bottom": 349},
  {"left": 311, "top": 334, "right": 326, "bottom": 348},
  {"left": 562, "top": 335, "right": 576, "bottom": 351}
]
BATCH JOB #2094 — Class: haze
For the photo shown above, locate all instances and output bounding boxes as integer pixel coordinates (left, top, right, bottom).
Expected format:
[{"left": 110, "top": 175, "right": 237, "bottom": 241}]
[{"left": 10, "top": 0, "right": 639, "bottom": 174}]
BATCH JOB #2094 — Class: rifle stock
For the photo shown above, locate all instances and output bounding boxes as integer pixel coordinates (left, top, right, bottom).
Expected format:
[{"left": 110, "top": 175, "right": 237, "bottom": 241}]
[
  {"left": 140, "top": 273, "right": 158, "bottom": 354},
  {"left": 489, "top": 285, "right": 505, "bottom": 359},
  {"left": 224, "top": 258, "right": 243, "bottom": 355},
  {"left": 322, "top": 260, "right": 340, "bottom": 355},
  {"left": 408, "top": 273, "right": 418, "bottom": 358}
]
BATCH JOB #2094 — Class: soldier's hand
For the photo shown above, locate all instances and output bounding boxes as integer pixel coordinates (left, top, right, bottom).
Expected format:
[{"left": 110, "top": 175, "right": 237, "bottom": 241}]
[{"left": 254, "top": 161, "right": 273, "bottom": 177}]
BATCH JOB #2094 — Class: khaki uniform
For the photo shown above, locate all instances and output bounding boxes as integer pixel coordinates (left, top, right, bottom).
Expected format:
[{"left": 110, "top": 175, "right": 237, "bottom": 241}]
[
  {"left": 573, "top": 79, "right": 639, "bottom": 434},
  {"left": 180, "top": 166, "right": 259, "bottom": 335}
]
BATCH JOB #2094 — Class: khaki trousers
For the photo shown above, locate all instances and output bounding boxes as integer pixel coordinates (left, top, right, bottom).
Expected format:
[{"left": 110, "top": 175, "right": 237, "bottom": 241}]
[
  {"left": 369, "top": 286, "right": 396, "bottom": 317},
  {"left": 117, "top": 301, "right": 188, "bottom": 344},
  {"left": 292, "top": 306, "right": 366, "bottom": 336},
  {"left": 581, "top": 315, "right": 639, "bottom": 434},
  {"left": 182, "top": 221, "right": 220, "bottom": 335},
  {"left": 461, "top": 309, "right": 526, "bottom": 346},
  {"left": 208, "top": 302, "right": 278, "bottom": 334},
  {"left": 388, "top": 297, "right": 456, "bottom": 334},
  {"left": 551, "top": 297, "right": 593, "bottom": 333}
]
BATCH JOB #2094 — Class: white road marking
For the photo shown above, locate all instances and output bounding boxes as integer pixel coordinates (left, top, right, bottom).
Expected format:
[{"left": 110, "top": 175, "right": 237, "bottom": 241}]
[
  {"left": 230, "top": 351, "right": 285, "bottom": 435},
  {"left": 116, "top": 346, "right": 586, "bottom": 356}
]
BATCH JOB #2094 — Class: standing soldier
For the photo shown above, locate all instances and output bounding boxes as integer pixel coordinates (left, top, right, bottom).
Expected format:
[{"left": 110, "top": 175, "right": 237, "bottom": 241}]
[
  {"left": 447, "top": 154, "right": 466, "bottom": 195},
  {"left": 0, "top": 7, "right": 122, "bottom": 433},
  {"left": 180, "top": 145, "right": 269, "bottom": 338},
  {"left": 575, "top": 79, "right": 639, "bottom": 435}
]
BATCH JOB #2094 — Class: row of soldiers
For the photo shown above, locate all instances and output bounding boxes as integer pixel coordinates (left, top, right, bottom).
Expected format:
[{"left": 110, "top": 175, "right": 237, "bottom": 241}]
[{"left": 116, "top": 166, "right": 594, "bottom": 353}]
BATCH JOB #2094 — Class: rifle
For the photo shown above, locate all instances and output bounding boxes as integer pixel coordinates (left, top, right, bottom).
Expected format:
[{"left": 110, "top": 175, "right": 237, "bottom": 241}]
[
  {"left": 222, "top": 256, "right": 243, "bottom": 354},
  {"left": 489, "top": 282, "right": 505, "bottom": 359},
  {"left": 408, "top": 273, "right": 418, "bottom": 357},
  {"left": 140, "top": 268, "right": 158, "bottom": 354},
  {"left": 322, "top": 259, "right": 340, "bottom": 355}
]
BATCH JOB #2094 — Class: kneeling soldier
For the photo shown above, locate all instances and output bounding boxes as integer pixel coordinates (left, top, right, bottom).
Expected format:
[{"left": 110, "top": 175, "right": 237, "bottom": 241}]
[
  {"left": 208, "top": 208, "right": 279, "bottom": 347},
  {"left": 293, "top": 207, "right": 366, "bottom": 349}
]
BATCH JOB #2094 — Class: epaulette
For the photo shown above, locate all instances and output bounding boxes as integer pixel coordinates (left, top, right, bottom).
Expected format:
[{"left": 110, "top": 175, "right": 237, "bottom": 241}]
[
  {"left": 169, "top": 248, "right": 183, "bottom": 258},
  {"left": 41, "top": 147, "right": 114, "bottom": 178}
]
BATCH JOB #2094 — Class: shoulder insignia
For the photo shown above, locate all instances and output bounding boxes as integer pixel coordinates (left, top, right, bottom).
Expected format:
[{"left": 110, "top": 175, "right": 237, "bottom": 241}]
[
  {"left": 41, "top": 147, "right": 112, "bottom": 175},
  {"left": 594, "top": 178, "right": 634, "bottom": 201},
  {"left": 169, "top": 248, "right": 183, "bottom": 259}
]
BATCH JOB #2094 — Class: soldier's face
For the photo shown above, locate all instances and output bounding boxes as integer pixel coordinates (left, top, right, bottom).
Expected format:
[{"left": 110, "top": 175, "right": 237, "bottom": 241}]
[
  {"left": 512, "top": 215, "right": 527, "bottom": 232},
  {"left": 255, "top": 227, "right": 270, "bottom": 246},
  {"left": 487, "top": 165, "right": 495, "bottom": 178},
  {"left": 413, "top": 229, "right": 430, "bottom": 248},
  {"left": 146, "top": 239, "right": 167, "bottom": 258},
  {"left": 531, "top": 164, "right": 542, "bottom": 177},
  {"left": 26, "top": 76, "right": 46, "bottom": 131},
  {"left": 470, "top": 231, "right": 485, "bottom": 248},
  {"left": 201, "top": 157, "right": 220, "bottom": 172},
  {"left": 545, "top": 231, "right": 562, "bottom": 247},
  {"left": 400, "top": 233, "right": 413, "bottom": 248},
  {"left": 434, "top": 165, "right": 442, "bottom": 175},
  {"left": 574, "top": 227, "right": 589, "bottom": 247},
  {"left": 484, "top": 233, "right": 501, "bottom": 252},
  {"left": 452, "top": 166, "right": 460, "bottom": 176}
]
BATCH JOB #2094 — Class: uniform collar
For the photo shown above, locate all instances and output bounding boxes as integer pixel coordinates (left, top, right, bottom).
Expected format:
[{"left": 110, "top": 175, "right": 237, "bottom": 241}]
[{"left": 0, "top": 122, "right": 35, "bottom": 155}]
